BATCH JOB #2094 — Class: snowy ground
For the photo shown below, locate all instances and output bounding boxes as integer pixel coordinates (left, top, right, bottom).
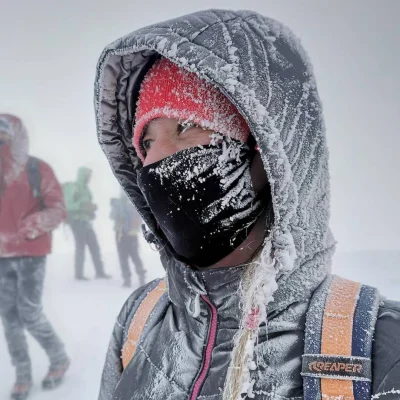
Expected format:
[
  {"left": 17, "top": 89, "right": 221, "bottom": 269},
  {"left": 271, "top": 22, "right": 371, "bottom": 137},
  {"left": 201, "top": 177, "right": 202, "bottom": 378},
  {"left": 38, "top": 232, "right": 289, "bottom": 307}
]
[
  {"left": 0, "top": 247, "right": 398, "bottom": 399},
  {"left": 0, "top": 240, "right": 165, "bottom": 400}
]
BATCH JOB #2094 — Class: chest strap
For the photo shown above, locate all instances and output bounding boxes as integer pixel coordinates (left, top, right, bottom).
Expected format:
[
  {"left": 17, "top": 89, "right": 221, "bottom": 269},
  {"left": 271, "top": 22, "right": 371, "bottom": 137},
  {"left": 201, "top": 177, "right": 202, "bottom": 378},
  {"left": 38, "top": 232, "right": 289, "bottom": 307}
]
[
  {"left": 121, "top": 279, "right": 166, "bottom": 369},
  {"left": 303, "top": 275, "right": 380, "bottom": 400}
]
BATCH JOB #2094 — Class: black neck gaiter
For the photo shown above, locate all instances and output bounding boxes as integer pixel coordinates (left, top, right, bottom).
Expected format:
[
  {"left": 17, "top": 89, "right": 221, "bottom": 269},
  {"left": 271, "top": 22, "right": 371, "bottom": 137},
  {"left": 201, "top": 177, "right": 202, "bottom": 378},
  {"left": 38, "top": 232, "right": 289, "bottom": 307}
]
[{"left": 137, "top": 141, "right": 265, "bottom": 268}]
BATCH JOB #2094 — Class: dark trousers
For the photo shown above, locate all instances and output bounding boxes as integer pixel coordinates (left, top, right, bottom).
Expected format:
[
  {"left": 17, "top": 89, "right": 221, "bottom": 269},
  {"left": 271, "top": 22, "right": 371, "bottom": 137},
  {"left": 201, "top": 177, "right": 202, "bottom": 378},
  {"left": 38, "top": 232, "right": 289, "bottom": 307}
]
[
  {"left": 69, "top": 220, "right": 105, "bottom": 278},
  {"left": 0, "top": 257, "right": 66, "bottom": 382},
  {"left": 116, "top": 234, "right": 146, "bottom": 285}
]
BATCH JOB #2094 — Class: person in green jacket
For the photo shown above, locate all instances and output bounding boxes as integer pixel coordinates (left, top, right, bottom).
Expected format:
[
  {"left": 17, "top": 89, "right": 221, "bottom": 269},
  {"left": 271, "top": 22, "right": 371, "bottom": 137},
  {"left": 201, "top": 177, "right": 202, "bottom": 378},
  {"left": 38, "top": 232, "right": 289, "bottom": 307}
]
[{"left": 63, "top": 167, "right": 111, "bottom": 280}]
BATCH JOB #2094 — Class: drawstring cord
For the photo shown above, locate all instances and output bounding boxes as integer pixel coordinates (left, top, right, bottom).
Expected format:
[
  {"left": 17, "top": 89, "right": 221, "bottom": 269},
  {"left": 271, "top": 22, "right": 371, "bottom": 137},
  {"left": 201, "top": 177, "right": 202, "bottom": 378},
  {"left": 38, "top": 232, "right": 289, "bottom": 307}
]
[
  {"left": 184, "top": 268, "right": 207, "bottom": 318},
  {"left": 186, "top": 293, "right": 201, "bottom": 318}
]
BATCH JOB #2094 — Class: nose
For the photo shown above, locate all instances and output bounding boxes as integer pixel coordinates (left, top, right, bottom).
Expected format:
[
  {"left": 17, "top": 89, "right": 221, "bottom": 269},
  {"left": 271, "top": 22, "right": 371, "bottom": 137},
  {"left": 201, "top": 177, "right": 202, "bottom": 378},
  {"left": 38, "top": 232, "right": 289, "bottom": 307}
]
[{"left": 142, "top": 137, "right": 180, "bottom": 166}]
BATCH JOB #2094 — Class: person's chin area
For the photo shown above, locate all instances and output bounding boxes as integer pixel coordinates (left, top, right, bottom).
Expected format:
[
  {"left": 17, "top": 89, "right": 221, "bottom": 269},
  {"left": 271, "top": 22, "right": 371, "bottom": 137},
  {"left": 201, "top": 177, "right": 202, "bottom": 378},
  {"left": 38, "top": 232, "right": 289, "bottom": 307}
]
[{"left": 198, "top": 211, "right": 268, "bottom": 271}]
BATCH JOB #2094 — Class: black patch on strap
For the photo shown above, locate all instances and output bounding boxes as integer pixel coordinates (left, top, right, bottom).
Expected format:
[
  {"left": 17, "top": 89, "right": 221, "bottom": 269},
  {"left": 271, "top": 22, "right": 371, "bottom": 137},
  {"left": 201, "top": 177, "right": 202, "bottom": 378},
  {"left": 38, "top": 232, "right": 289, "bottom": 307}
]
[{"left": 301, "top": 354, "right": 371, "bottom": 381}]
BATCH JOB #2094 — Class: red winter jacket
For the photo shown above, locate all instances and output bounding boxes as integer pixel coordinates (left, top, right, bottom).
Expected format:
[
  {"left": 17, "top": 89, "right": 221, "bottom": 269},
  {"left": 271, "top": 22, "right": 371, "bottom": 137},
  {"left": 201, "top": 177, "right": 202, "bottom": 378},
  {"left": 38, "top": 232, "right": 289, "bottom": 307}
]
[{"left": 0, "top": 114, "right": 66, "bottom": 257}]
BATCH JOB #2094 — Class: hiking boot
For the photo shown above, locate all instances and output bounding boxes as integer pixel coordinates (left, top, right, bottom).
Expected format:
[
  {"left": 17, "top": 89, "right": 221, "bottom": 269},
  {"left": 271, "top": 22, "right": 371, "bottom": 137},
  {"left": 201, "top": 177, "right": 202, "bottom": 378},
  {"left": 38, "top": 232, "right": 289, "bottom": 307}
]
[
  {"left": 42, "top": 358, "right": 70, "bottom": 390},
  {"left": 10, "top": 382, "right": 32, "bottom": 400},
  {"left": 75, "top": 276, "right": 90, "bottom": 281},
  {"left": 95, "top": 273, "right": 112, "bottom": 279}
]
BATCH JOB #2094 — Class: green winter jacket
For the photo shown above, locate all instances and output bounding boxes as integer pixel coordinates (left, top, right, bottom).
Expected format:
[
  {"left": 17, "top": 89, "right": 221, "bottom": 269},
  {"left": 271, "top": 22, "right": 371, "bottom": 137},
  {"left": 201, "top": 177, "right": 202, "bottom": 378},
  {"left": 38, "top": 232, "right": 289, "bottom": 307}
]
[{"left": 63, "top": 167, "right": 96, "bottom": 222}]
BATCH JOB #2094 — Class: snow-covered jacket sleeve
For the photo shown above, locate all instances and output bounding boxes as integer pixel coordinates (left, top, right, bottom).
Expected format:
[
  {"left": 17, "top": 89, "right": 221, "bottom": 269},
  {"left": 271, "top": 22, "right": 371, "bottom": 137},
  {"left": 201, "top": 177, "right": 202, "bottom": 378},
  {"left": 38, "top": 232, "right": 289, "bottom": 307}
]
[
  {"left": 371, "top": 301, "right": 400, "bottom": 399},
  {"left": 19, "top": 161, "right": 66, "bottom": 239},
  {"left": 98, "top": 285, "right": 149, "bottom": 400}
]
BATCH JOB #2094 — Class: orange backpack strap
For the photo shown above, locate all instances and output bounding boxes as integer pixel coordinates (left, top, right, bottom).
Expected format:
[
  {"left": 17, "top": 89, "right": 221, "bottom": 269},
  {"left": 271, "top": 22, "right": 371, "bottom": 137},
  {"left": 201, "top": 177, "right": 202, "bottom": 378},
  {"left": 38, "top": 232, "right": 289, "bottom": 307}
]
[
  {"left": 121, "top": 279, "right": 167, "bottom": 369},
  {"left": 303, "top": 275, "right": 380, "bottom": 400}
]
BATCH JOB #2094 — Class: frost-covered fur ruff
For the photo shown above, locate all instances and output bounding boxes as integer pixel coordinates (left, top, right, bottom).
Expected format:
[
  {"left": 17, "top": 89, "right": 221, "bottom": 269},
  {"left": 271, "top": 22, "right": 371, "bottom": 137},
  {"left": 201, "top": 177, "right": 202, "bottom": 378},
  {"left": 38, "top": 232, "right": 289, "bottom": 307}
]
[{"left": 95, "top": 9, "right": 336, "bottom": 400}]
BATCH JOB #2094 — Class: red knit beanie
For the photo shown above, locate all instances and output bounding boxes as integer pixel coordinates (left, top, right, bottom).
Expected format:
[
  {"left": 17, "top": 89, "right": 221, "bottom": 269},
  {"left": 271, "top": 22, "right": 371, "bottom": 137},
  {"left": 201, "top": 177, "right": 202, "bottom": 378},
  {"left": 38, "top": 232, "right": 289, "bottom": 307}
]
[{"left": 133, "top": 58, "right": 250, "bottom": 161}]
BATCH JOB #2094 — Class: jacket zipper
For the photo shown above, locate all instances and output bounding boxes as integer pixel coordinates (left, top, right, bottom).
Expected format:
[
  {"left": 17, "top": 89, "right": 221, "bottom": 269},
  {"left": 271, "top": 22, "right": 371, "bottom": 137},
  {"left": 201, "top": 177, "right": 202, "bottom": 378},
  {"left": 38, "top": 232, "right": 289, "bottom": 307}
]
[{"left": 189, "top": 294, "right": 218, "bottom": 400}]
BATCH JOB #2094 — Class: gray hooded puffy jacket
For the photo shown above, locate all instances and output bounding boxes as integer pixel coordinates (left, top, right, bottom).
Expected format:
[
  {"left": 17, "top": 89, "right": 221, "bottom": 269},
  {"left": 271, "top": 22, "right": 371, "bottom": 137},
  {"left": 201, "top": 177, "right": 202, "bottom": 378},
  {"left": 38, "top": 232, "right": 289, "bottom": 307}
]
[{"left": 94, "top": 9, "right": 400, "bottom": 400}]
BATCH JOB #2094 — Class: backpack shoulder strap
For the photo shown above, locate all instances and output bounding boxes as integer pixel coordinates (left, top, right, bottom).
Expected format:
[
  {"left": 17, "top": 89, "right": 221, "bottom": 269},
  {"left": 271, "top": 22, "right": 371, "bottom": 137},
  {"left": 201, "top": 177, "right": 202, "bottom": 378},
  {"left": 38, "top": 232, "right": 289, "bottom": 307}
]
[
  {"left": 121, "top": 279, "right": 167, "bottom": 369},
  {"left": 303, "top": 275, "right": 381, "bottom": 400},
  {"left": 27, "top": 156, "right": 45, "bottom": 210}
]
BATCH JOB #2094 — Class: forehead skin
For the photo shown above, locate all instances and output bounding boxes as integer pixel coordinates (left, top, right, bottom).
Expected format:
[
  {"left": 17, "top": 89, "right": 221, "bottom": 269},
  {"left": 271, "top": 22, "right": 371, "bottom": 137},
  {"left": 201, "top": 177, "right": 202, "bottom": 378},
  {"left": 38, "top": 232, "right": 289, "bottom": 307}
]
[
  {"left": 141, "top": 118, "right": 215, "bottom": 166},
  {"left": 143, "top": 118, "right": 213, "bottom": 143}
]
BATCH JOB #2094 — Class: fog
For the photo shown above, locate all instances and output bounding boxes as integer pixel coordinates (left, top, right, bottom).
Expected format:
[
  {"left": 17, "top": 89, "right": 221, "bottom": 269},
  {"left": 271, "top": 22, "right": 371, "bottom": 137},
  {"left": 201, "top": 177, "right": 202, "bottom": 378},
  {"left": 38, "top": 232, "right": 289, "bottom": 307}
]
[{"left": 1, "top": 0, "right": 399, "bottom": 398}]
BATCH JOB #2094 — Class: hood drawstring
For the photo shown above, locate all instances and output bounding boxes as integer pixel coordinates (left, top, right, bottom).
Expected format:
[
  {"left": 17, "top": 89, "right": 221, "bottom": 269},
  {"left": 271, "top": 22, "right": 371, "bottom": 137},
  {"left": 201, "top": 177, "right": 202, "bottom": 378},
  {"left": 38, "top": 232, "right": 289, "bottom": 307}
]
[
  {"left": 186, "top": 293, "right": 201, "bottom": 318},
  {"left": 141, "top": 224, "right": 165, "bottom": 252},
  {"left": 184, "top": 268, "right": 207, "bottom": 318}
]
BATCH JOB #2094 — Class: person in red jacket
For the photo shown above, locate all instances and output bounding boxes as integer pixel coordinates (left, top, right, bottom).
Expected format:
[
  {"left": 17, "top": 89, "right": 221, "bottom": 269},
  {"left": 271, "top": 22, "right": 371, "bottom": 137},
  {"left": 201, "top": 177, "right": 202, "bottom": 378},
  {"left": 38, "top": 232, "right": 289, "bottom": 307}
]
[{"left": 0, "top": 114, "right": 70, "bottom": 400}]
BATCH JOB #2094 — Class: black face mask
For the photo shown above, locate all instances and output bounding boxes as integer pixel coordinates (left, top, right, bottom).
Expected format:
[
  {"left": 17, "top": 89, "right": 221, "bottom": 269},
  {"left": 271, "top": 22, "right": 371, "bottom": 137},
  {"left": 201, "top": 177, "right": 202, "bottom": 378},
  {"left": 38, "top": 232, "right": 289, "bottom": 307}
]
[{"left": 137, "top": 141, "right": 266, "bottom": 268}]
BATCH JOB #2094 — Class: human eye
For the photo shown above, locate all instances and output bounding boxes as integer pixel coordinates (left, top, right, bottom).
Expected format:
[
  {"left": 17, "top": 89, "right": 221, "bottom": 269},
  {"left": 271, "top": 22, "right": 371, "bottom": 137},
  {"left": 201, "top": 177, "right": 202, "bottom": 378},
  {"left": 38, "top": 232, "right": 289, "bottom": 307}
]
[{"left": 142, "top": 138, "right": 153, "bottom": 154}]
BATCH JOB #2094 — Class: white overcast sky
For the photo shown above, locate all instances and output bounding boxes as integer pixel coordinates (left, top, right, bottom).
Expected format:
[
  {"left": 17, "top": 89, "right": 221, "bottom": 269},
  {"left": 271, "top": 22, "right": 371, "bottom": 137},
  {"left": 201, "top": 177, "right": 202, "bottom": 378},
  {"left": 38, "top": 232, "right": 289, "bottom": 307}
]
[{"left": 1, "top": 0, "right": 399, "bottom": 253}]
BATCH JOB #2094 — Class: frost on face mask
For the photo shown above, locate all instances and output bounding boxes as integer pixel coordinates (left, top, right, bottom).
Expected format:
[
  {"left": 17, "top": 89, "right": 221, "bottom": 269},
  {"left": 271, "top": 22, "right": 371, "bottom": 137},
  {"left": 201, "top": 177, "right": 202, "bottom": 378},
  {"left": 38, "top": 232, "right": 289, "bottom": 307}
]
[{"left": 137, "top": 138, "right": 266, "bottom": 268}]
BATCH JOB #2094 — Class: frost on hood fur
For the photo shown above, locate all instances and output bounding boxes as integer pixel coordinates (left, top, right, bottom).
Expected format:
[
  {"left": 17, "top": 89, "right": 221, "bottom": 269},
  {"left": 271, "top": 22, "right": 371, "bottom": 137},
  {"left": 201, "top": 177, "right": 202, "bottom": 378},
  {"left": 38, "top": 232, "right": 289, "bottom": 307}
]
[
  {"left": 0, "top": 114, "right": 29, "bottom": 183},
  {"left": 94, "top": 9, "right": 335, "bottom": 286}
]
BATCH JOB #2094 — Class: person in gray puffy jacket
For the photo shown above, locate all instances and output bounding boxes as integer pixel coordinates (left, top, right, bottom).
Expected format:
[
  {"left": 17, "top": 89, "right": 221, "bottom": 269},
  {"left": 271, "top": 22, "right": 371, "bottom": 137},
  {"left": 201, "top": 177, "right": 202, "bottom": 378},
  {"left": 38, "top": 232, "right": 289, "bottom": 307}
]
[
  {"left": 94, "top": 9, "right": 400, "bottom": 400},
  {"left": 110, "top": 191, "right": 146, "bottom": 287}
]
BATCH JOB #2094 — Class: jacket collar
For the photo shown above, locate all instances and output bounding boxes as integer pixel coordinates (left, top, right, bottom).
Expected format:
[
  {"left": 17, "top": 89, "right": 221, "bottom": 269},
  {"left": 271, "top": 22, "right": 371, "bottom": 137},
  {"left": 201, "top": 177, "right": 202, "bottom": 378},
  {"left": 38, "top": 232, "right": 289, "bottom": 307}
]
[
  {"left": 163, "top": 246, "right": 331, "bottom": 325},
  {"left": 165, "top": 256, "right": 244, "bottom": 324}
]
